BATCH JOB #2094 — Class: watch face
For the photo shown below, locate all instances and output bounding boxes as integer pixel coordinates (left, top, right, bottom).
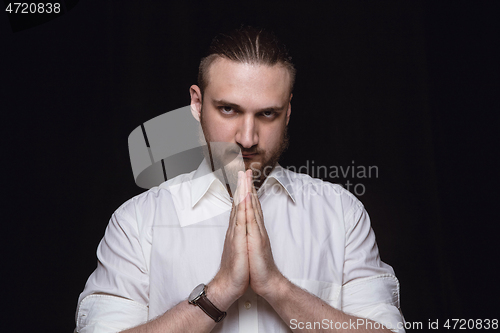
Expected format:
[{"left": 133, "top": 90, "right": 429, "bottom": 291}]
[{"left": 188, "top": 284, "right": 205, "bottom": 303}]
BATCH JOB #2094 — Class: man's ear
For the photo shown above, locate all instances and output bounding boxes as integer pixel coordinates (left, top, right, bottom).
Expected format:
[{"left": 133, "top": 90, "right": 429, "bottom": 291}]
[
  {"left": 190, "top": 85, "right": 203, "bottom": 122},
  {"left": 286, "top": 93, "right": 292, "bottom": 126}
]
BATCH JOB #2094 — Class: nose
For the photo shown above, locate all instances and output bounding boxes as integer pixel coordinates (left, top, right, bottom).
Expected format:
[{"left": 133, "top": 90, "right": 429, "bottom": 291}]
[{"left": 235, "top": 115, "right": 258, "bottom": 149}]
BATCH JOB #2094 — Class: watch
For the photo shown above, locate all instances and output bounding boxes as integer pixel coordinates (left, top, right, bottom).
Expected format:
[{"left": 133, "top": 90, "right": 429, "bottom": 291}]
[{"left": 188, "top": 284, "right": 227, "bottom": 322}]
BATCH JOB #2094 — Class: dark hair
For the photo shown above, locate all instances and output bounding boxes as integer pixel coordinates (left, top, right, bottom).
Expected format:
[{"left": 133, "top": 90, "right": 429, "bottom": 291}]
[{"left": 198, "top": 26, "right": 296, "bottom": 95}]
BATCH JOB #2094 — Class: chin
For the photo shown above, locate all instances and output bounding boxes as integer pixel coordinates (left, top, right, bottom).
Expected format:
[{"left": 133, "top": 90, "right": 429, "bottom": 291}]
[{"left": 245, "top": 159, "right": 260, "bottom": 170}]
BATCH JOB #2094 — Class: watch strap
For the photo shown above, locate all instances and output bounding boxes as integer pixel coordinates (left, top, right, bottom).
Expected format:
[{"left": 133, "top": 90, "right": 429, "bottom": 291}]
[{"left": 196, "top": 293, "right": 227, "bottom": 322}]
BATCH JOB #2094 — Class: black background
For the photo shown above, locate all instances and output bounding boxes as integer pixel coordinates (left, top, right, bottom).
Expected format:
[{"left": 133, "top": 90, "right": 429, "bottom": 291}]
[{"left": 1, "top": 1, "right": 498, "bottom": 331}]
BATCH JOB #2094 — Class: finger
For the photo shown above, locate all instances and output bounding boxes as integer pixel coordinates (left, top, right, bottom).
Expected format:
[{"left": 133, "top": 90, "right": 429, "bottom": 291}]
[
  {"left": 250, "top": 179, "right": 269, "bottom": 239},
  {"left": 230, "top": 171, "right": 242, "bottom": 221},
  {"left": 245, "top": 192, "right": 257, "bottom": 236},
  {"left": 251, "top": 183, "right": 264, "bottom": 221},
  {"left": 246, "top": 191, "right": 264, "bottom": 240},
  {"left": 245, "top": 169, "right": 253, "bottom": 196},
  {"left": 230, "top": 200, "right": 237, "bottom": 222},
  {"left": 236, "top": 170, "right": 247, "bottom": 206},
  {"left": 228, "top": 201, "right": 237, "bottom": 238},
  {"left": 245, "top": 170, "right": 265, "bottom": 235},
  {"left": 250, "top": 190, "right": 262, "bottom": 223},
  {"left": 247, "top": 174, "right": 263, "bottom": 224},
  {"left": 250, "top": 191, "right": 268, "bottom": 238},
  {"left": 229, "top": 172, "right": 243, "bottom": 238},
  {"left": 233, "top": 171, "right": 240, "bottom": 206},
  {"left": 245, "top": 170, "right": 256, "bottom": 215},
  {"left": 235, "top": 187, "right": 247, "bottom": 238}
]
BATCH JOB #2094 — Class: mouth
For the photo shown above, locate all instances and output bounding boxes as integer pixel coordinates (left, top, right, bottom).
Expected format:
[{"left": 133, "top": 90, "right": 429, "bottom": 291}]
[{"left": 242, "top": 153, "right": 257, "bottom": 159}]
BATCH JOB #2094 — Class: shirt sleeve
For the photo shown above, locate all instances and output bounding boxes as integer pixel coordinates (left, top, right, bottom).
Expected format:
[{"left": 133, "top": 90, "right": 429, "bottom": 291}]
[
  {"left": 75, "top": 205, "right": 150, "bottom": 333},
  {"left": 341, "top": 200, "right": 405, "bottom": 333}
]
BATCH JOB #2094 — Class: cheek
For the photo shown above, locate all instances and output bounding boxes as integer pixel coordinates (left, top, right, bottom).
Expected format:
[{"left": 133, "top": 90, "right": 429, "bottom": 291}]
[
  {"left": 262, "top": 127, "right": 283, "bottom": 151},
  {"left": 202, "top": 109, "right": 225, "bottom": 140},
  {"left": 206, "top": 119, "right": 236, "bottom": 142}
]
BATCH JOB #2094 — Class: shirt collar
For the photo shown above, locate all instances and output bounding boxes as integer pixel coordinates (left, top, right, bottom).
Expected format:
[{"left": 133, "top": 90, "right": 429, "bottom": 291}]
[
  {"left": 190, "top": 159, "right": 296, "bottom": 208},
  {"left": 258, "top": 164, "right": 296, "bottom": 203},
  {"left": 190, "top": 158, "right": 222, "bottom": 208}
]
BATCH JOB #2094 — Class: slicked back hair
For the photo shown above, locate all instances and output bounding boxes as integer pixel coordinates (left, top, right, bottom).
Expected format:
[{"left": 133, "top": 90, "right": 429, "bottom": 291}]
[{"left": 198, "top": 26, "right": 296, "bottom": 96}]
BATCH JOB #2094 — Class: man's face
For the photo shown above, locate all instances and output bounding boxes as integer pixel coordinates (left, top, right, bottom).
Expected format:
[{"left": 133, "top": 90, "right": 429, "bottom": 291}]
[{"left": 191, "top": 57, "right": 292, "bottom": 187}]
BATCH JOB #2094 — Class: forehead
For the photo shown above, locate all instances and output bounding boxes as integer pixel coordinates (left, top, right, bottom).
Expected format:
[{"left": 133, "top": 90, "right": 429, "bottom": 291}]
[{"left": 205, "top": 58, "right": 291, "bottom": 106}]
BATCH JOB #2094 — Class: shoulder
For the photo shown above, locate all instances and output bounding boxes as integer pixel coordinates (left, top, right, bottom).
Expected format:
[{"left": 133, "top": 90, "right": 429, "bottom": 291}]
[{"left": 112, "top": 170, "right": 195, "bottom": 226}]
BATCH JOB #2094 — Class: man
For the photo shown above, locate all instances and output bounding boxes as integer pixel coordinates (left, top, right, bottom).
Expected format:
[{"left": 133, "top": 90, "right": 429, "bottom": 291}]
[{"left": 76, "top": 27, "right": 405, "bottom": 332}]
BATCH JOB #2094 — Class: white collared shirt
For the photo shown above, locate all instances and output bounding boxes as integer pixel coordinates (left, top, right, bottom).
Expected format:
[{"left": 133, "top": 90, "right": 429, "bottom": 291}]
[{"left": 76, "top": 160, "right": 405, "bottom": 332}]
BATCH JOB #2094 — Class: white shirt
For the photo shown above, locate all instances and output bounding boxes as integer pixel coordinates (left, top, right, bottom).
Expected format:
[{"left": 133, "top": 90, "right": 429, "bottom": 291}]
[{"left": 76, "top": 159, "right": 405, "bottom": 332}]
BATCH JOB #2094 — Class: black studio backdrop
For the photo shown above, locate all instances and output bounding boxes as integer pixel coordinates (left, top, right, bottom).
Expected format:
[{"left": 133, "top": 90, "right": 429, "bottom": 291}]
[{"left": 1, "top": 1, "right": 498, "bottom": 331}]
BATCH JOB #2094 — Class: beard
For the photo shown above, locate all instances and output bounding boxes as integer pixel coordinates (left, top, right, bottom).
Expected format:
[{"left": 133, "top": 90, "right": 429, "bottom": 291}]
[
  {"left": 245, "top": 126, "right": 289, "bottom": 188},
  {"left": 199, "top": 112, "right": 289, "bottom": 193}
]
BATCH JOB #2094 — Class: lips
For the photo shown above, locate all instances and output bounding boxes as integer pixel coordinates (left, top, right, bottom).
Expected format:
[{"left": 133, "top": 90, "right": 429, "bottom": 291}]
[{"left": 242, "top": 153, "right": 257, "bottom": 158}]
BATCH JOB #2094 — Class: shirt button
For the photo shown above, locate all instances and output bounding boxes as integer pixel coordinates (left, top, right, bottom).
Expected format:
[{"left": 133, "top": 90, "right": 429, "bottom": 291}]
[{"left": 244, "top": 301, "right": 252, "bottom": 309}]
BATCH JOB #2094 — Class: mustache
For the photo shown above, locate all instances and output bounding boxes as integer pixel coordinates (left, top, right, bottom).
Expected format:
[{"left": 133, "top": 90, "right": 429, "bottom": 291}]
[
  {"left": 241, "top": 149, "right": 260, "bottom": 155},
  {"left": 226, "top": 145, "right": 262, "bottom": 155},
  {"left": 239, "top": 149, "right": 262, "bottom": 155}
]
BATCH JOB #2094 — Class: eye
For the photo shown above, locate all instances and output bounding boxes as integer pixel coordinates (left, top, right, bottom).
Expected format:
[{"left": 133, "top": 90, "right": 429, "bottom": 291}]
[
  {"left": 219, "top": 106, "right": 235, "bottom": 115},
  {"left": 262, "top": 110, "right": 276, "bottom": 118}
]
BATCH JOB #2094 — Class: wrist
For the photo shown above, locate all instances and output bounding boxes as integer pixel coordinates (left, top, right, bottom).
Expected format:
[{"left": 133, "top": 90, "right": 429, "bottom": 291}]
[
  {"left": 206, "top": 279, "right": 239, "bottom": 311},
  {"left": 258, "top": 272, "right": 289, "bottom": 302}
]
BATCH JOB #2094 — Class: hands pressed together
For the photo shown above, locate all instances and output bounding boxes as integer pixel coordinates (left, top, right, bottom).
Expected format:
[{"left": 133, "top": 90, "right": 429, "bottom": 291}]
[{"left": 209, "top": 169, "right": 284, "bottom": 309}]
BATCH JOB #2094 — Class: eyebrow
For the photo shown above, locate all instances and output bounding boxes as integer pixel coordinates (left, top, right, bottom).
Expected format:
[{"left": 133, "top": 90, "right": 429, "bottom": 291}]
[{"left": 211, "top": 99, "right": 286, "bottom": 113}]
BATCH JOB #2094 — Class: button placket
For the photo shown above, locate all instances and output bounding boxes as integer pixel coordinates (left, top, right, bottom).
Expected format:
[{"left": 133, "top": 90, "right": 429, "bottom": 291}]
[{"left": 238, "top": 287, "right": 258, "bottom": 332}]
